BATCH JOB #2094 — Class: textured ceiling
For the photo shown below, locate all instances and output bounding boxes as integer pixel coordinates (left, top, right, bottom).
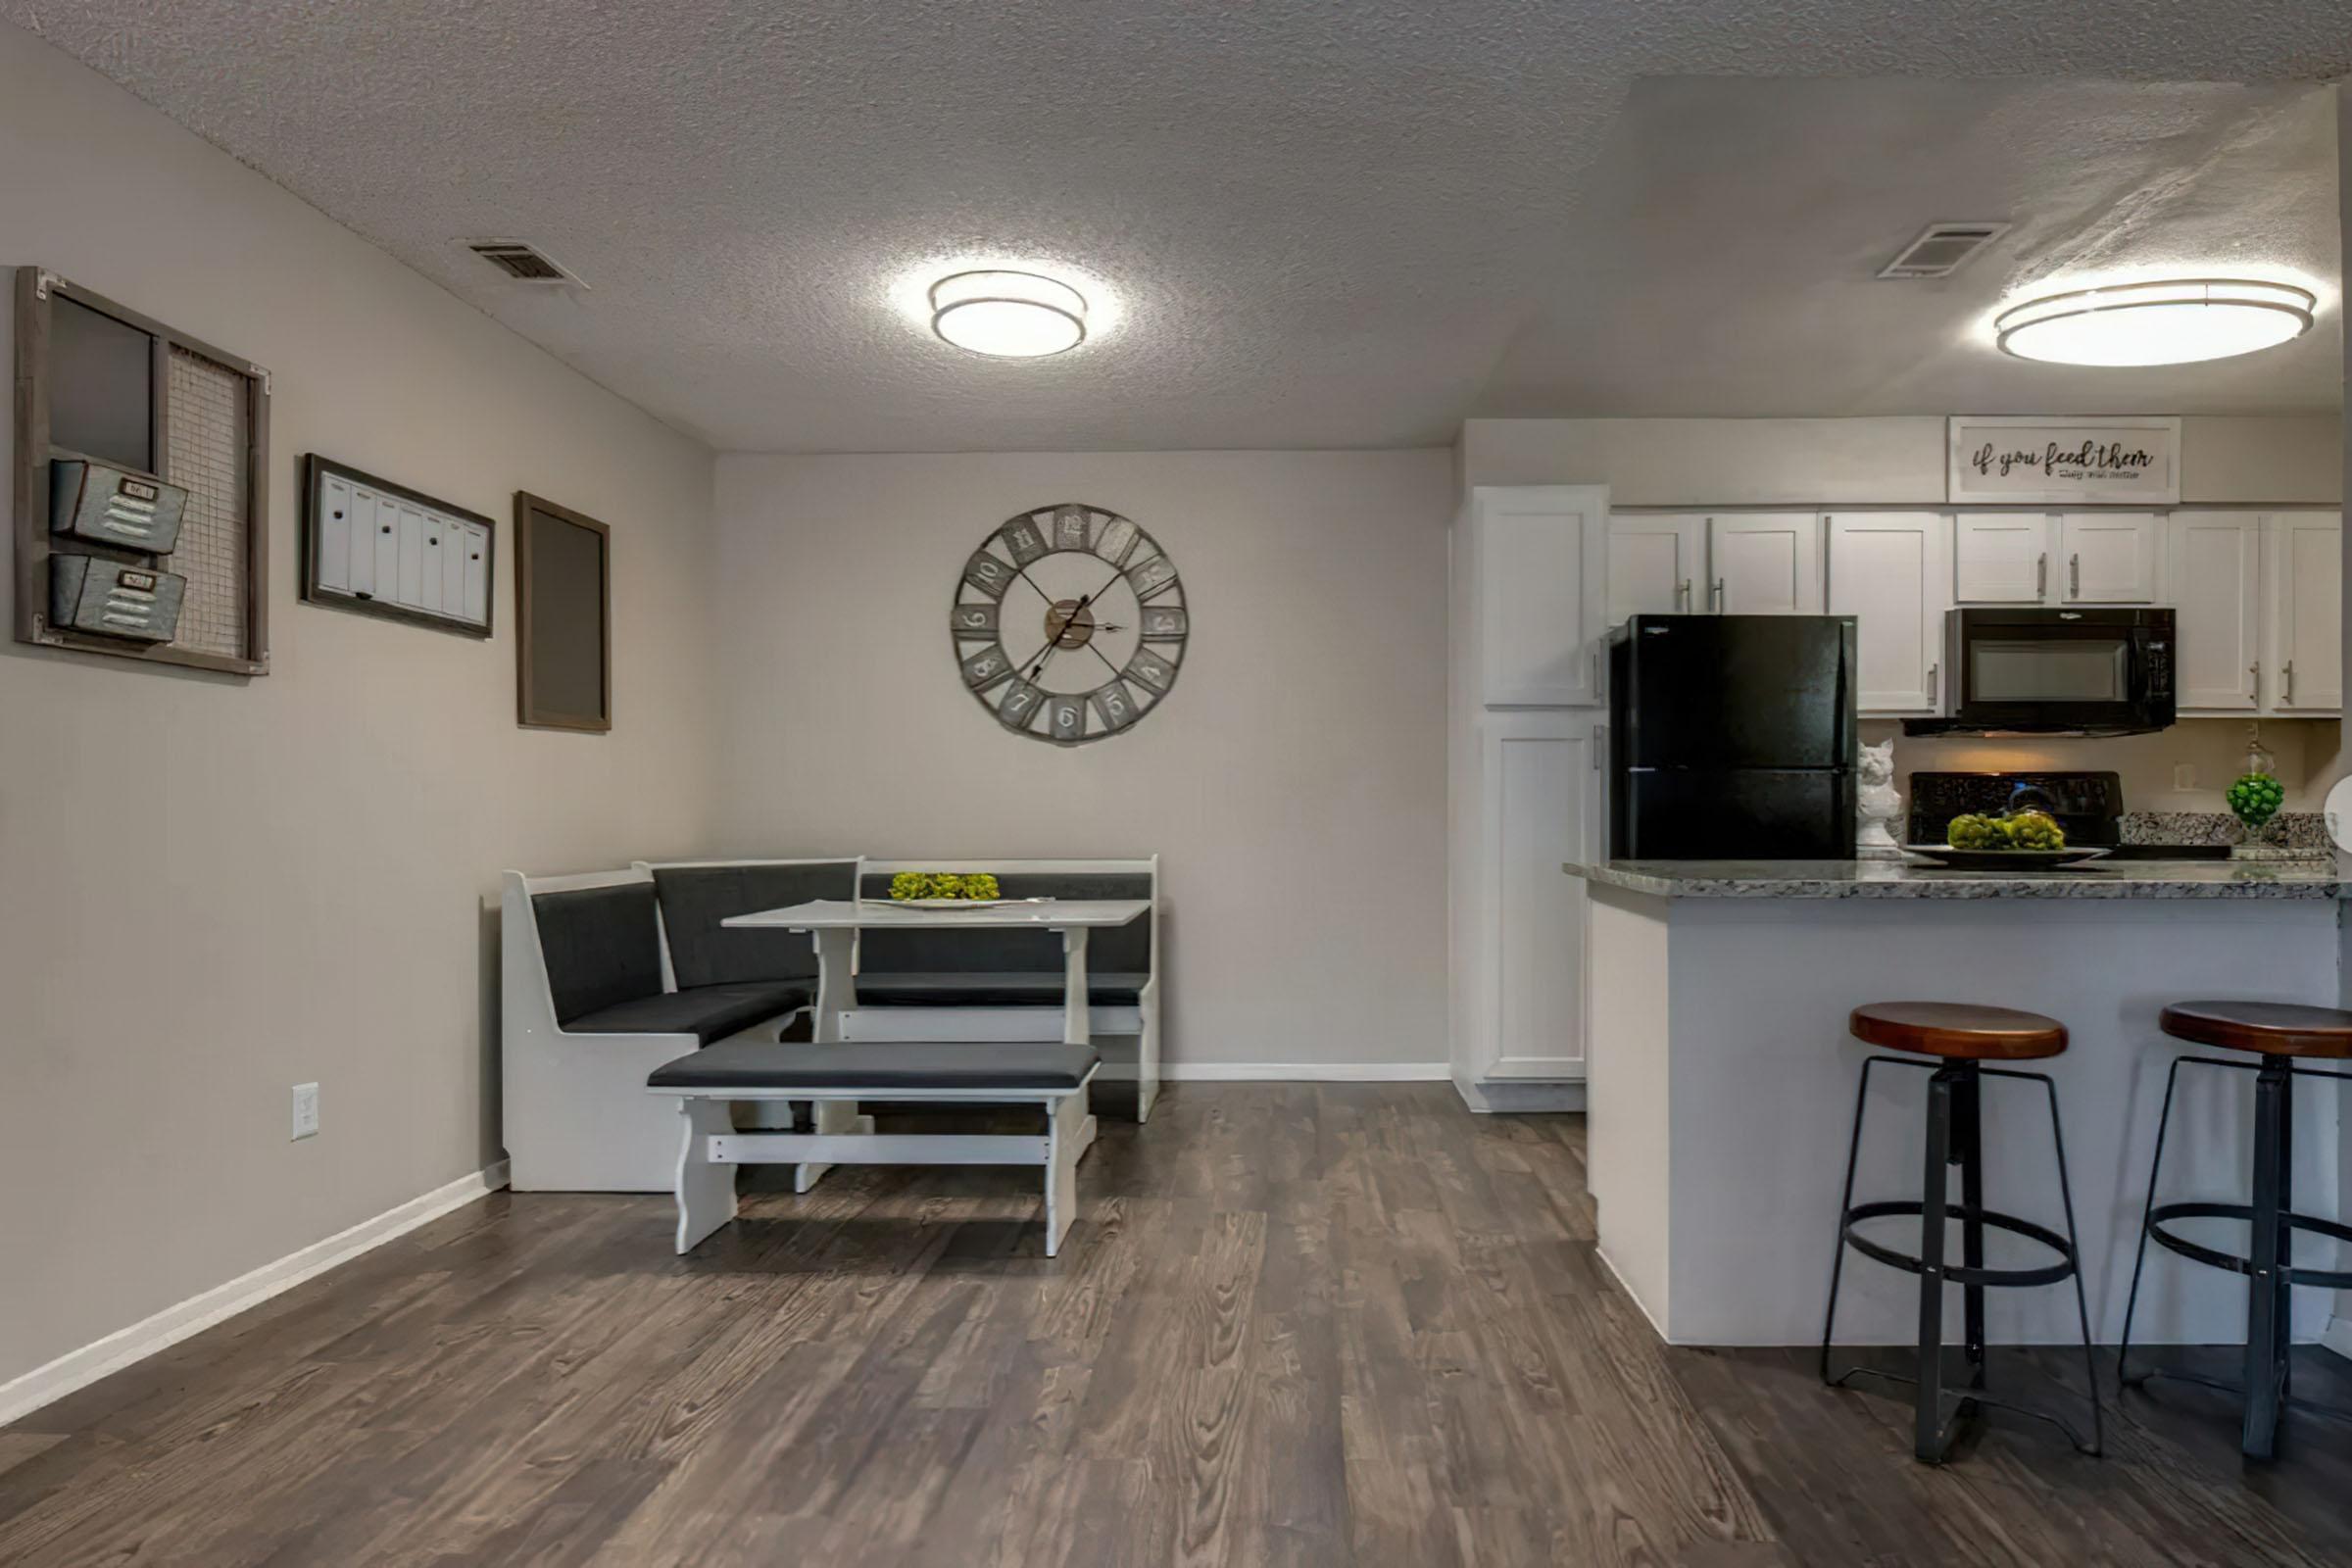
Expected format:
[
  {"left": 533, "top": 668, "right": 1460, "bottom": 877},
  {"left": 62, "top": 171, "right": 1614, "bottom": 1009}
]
[
  {"left": 7, "top": 1, "right": 2351, "bottom": 451},
  {"left": 1481, "top": 77, "right": 2344, "bottom": 418}
]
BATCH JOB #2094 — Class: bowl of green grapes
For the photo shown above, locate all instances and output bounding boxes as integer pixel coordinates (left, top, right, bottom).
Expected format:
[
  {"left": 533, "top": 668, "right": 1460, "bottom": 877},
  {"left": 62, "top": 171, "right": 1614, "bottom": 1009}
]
[{"left": 1904, "top": 810, "right": 2111, "bottom": 870}]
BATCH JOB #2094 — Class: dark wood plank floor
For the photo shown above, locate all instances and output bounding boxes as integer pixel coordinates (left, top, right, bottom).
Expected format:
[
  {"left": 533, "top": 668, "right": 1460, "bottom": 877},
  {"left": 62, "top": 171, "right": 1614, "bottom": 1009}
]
[{"left": 4, "top": 1084, "right": 2349, "bottom": 1566}]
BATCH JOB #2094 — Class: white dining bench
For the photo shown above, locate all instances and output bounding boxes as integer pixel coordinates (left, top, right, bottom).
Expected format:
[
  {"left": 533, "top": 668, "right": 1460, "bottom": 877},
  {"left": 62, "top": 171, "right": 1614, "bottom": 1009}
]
[{"left": 645, "top": 1039, "right": 1102, "bottom": 1256}]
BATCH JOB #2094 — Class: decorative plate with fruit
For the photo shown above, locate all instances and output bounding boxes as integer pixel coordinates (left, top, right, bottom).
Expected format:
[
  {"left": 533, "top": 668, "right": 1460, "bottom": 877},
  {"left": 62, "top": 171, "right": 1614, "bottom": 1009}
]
[{"left": 1903, "top": 810, "right": 2112, "bottom": 870}]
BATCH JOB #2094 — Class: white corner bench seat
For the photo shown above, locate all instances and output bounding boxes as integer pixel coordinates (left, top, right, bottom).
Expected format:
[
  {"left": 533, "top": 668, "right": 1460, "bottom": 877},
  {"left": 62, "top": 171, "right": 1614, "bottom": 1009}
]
[
  {"left": 502, "top": 860, "right": 856, "bottom": 1192},
  {"left": 648, "top": 1038, "right": 1102, "bottom": 1256}
]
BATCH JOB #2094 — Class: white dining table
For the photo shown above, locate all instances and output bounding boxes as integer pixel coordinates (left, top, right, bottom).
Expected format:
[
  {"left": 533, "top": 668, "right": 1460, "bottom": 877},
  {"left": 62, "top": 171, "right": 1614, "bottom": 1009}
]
[{"left": 720, "top": 898, "right": 1152, "bottom": 1047}]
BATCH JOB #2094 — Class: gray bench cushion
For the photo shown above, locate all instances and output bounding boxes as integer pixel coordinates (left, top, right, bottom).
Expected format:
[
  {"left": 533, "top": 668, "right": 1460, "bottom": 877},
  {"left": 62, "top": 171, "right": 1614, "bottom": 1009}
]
[
  {"left": 648, "top": 1039, "right": 1100, "bottom": 1093},
  {"left": 855, "top": 872, "right": 1152, "bottom": 974},
  {"left": 653, "top": 861, "right": 856, "bottom": 990},
  {"left": 534, "top": 882, "right": 664, "bottom": 1023},
  {"left": 854, "top": 971, "right": 1147, "bottom": 1006},
  {"left": 565, "top": 981, "right": 811, "bottom": 1044}
]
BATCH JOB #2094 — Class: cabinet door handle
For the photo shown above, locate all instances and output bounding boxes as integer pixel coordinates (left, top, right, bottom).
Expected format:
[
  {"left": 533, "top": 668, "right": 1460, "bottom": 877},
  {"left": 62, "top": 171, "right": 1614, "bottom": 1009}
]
[
  {"left": 2036, "top": 553, "right": 2047, "bottom": 598},
  {"left": 2284, "top": 661, "right": 2295, "bottom": 703},
  {"left": 1711, "top": 577, "right": 1725, "bottom": 612},
  {"left": 2069, "top": 554, "right": 2081, "bottom": 599},
  {"left": 1927, "top": 662, "right": 1938, "bottom": 708},
  {"left": 1677, "top": 577, "right": 1690, "bottom": 610}
]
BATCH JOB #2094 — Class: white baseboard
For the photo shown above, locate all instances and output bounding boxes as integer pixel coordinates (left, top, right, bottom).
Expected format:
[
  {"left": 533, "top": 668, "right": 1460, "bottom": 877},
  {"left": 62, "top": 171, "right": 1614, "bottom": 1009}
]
[
  {"left": 1453, "top": 1077, "right": 1588, "bottom": 1113},
  {"left": 0, "top": 1159, "right": 510, "bottom": 1429},
  {"left": 1104, "top": 1061, "right": 1449, "bottom": 1083},
  {"left": 2325, "top": 1315, "right": 2352, "bottom": 1365}
]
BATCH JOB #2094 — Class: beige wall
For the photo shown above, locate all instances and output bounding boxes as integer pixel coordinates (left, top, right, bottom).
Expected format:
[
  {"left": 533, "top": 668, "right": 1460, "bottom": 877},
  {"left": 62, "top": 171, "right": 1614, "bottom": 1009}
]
[
  {"left": 1461, "top": 416, "right": 2344, "bottom": 505},
  {"left": 0, "top": 26, "right": 721, "bottom": 1393},
  {"left": 710, "top": 450, "right": 1453, "bottom": 1070}
]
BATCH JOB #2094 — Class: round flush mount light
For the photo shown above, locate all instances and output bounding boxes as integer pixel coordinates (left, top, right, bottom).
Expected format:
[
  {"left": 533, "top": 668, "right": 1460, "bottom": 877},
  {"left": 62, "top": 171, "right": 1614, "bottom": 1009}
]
[
  {"left": 1994, "top": 278, "right": 2316, "bottom": 367},
  {"left": 929, "top": 270, "right": 1088, "bottom": 358}
]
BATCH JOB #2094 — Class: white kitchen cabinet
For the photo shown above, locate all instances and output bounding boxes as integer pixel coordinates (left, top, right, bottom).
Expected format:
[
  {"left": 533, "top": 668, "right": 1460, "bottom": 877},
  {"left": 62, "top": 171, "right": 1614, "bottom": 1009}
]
[
  {"left": 1468, "top": 486, "right": 1608, "bottom": 707},
  {"left": 2168, "top": 512, "right": 2261, "bottom": 712},
  {"left": 1827, "top": 512, "right": 1951, "bottom": 714},
  {"left": 1465, "top": 714, "right": 1593, "bottom": 1081},
  {"left": 1954, "top": 514, "right": 2054, "bottom": 603},
  {"left": 2059, "top": 512, "right": 2161, "bottom": 603},
  {"left": 1449, "top": 485, "right": 1608, "bottom": 1105},
  {"left": 2263, "top": 512, "right": 2342, "bottom": 715},
  {"left": 1607, "top": 513, "right": 1705, "bottom": 622},
  {"left": 1708, "top": 512, "right": 1823, "bottom": 614}
]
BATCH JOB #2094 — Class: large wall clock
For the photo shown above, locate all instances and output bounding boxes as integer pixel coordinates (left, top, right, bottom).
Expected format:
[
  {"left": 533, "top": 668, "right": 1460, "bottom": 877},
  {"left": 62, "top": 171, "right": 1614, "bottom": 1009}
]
[{"left": 952, "top": 503, "right": 1188, "bottom": 744}]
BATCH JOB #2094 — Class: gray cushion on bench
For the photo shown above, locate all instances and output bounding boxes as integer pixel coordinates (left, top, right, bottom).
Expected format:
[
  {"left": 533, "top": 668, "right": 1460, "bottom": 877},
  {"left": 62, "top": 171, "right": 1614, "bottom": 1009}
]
[
  {"left": 855, "top": 872, "right": 1152, "bottom": 973},
  {"left": 534, "top": 881, "right": 664, "bottom": 1023},
  {"left": 854, "top": 971, "right": 1148, "bottom": 1006},
  {"left": 648, "top": 1039, "right": 1100, "bottom": 1092},
  {"left": 566, "top": 981, "right": 812, "bottom": 1044},
  {"left": 653, "top": 861, "right": 857, "bottom": 989}
]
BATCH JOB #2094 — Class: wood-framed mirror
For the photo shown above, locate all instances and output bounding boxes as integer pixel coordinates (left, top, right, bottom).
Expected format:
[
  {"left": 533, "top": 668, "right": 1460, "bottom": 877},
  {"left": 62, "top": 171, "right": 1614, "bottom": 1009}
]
[{"left": 514, "top": 491, "right": 612, "bottom": 732}]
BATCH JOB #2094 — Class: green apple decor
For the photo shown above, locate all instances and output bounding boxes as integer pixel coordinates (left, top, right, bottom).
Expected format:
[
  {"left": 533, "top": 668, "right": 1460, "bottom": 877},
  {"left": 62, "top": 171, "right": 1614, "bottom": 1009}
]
[
  {"left": 1945, "top": 811, "right": 2066, "bottom": 851},
  {"left": 2227, "top": 773, "right": 2285, "bottom": 833},
  {"left": 889, "top": 871, "right": 1003, "bottom": 901}
]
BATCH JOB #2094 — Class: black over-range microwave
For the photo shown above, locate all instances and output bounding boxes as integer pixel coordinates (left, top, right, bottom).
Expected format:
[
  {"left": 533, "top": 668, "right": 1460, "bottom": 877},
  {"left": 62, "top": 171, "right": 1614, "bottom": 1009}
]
[{"left": 1904, "top": 607, "right": 2175, "bottom": 737}]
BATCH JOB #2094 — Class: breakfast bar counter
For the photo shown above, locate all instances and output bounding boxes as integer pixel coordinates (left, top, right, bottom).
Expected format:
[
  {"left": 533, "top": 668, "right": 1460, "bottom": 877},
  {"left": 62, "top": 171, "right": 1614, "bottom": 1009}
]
[
  {"left": 1566, "top": 858, "right": 2348, "bottom": 1349},
  {"left": 1578, "top": 858, "right": 2351, "bottom": 899}
]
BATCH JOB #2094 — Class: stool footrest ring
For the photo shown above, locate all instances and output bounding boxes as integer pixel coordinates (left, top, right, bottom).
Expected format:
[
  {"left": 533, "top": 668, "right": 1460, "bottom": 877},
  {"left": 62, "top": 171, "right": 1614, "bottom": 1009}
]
[
  {"left": 1841, "top": 1200, "right": 2079, "bottom": 1290},
  {"left": 2145, "top": 1202, "right": 2352, "bottom": 1291}
]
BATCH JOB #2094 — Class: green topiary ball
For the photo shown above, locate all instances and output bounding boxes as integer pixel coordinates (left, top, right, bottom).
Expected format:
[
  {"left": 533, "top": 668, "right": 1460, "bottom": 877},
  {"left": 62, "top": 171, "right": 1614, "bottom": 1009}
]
[{"left": 2227, "top": 772, "right": 2285, "bottom": 830}]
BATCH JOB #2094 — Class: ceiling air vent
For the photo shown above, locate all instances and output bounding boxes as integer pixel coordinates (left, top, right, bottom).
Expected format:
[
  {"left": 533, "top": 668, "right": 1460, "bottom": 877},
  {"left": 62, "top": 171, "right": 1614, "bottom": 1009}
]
[
  {"left": 466, "top": 240, "right": 585, "bottom": 287},
  {"left": 1876, "top": 221, "right": 2010, "bottom": 280}
]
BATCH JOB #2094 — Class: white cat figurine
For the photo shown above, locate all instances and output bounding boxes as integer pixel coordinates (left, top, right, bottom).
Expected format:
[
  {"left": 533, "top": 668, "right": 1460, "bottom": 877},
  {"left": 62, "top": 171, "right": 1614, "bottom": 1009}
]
[{"left": 1856, "top": 739, "right": 1902, "bottom": 854}]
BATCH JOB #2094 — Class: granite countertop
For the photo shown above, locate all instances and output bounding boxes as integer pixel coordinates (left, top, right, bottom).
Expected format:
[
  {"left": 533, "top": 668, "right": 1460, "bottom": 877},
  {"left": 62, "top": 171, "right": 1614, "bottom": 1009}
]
[{"left": 1566, "top": 858, "right": 2349, "bottom": 900}]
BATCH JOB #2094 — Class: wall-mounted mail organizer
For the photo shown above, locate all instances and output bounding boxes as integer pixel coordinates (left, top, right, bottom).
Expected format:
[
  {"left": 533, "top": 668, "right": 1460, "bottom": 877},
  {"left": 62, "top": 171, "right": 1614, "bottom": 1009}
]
[
  {"left": 12, "top": 268, "right": 271, "bottom": 675},
  {"left": 301, "top": 456, "right": 495, "bottom": 636}
]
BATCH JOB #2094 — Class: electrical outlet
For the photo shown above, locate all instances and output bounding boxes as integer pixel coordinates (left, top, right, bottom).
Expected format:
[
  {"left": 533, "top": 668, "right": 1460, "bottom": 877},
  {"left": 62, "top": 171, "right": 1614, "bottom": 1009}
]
[
  {"left": 2174, "top": 762, "right": 2197, "bottom": 791},
  {"left": 291, "top": 1082, "right": 319, "bottom": 1141}
]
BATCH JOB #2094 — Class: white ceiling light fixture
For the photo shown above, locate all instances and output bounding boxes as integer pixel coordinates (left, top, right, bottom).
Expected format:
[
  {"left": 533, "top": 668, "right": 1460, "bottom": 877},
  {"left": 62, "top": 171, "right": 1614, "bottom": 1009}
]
[
  {"left": 929, "top": 270, "right": 1089, "bottom": 358},
  {"left": 1994, "top": 278, "right": 2315, "bottom": 367}
]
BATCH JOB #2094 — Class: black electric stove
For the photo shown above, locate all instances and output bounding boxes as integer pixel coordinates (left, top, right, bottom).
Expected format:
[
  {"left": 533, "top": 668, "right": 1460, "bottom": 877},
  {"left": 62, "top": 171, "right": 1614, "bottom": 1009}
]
[{"left": 1905, "top": 770, "right": 2228, "bottom": 858}]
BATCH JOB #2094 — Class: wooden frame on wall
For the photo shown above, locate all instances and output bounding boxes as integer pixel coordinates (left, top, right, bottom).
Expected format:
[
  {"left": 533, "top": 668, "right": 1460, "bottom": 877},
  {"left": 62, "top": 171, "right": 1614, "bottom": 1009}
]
[
  {"left": 300, "top": 454, "right": 497, "bottom": 637},
  {"left": 514, "top": 491, "right": 612, "bottom": 732},
  {"left": 13, "top": 267, "right": 271, "bottom": 676}
]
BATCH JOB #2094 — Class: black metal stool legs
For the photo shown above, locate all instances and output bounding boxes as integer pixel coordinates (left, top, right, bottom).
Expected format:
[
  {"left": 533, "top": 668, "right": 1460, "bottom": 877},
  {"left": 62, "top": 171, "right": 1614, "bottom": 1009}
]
[
  {"left": 1822, "top": 1057, "right": 2101, "bottom": 1464},
  {"left": 2244, "top": 1057, "right": 2287, "bottom": 1457},
  {"left": 2118, "top": 1053, "right": 2352, "bottom": 1460}
]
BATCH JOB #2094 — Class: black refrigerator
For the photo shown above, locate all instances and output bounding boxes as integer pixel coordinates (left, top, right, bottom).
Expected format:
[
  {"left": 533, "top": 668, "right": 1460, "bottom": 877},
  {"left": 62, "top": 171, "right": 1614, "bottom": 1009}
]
[{"left": 1607, "top": 614, "right": 1859, "bottom": 859}]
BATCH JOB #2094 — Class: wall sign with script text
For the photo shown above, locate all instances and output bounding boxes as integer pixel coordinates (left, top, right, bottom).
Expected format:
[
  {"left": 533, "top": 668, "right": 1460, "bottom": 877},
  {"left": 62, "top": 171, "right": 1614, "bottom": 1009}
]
[{"left": 1946, "top": 416, "right": 2181, "bottom": 506}]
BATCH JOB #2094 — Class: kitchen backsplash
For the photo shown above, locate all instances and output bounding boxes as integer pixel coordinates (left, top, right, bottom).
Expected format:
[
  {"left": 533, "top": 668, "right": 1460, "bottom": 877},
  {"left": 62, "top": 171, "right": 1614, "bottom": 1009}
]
[
  {"left": 1866, "top": 716, "right": 2343, "bottom": 816},
  {"left": 2120, "top": 811, "right": 2329, "bottom": 850}
]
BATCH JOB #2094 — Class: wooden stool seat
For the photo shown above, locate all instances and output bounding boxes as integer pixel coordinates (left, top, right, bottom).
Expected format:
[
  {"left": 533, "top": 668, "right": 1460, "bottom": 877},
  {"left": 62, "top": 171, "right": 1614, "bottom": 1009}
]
[
  {"left": 1850, "top": 1002, "right": 2068, "bottom": 1060},
  {"left": 2158, "top": 1001, "right": 2352, "bottom": 1059}
]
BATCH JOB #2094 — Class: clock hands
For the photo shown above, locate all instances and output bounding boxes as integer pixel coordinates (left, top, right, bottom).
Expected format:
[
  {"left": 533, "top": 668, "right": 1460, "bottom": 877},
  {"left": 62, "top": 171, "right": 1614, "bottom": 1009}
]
[{"left": 1021, "top": 587, "right": 1102, "bottom": 682}]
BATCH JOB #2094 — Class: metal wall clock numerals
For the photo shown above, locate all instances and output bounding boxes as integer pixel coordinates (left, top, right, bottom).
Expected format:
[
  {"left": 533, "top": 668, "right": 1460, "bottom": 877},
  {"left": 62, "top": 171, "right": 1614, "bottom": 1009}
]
[
  {"left": 951, "top": 502, "right": 1188, "bottom": 746},
  {"left": 960, "top": 644, "right": 1012, "bottom": 689}
]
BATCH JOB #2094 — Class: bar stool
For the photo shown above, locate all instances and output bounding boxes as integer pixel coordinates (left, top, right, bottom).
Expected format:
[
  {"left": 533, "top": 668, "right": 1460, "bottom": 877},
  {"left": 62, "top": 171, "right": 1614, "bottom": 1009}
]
[
  {"left": 2118, "top": 1000, "right": 2352, "bottom": 1460},
  {"left": 1821, "top": 1002, "right": 2103, "bottom": 1464}
]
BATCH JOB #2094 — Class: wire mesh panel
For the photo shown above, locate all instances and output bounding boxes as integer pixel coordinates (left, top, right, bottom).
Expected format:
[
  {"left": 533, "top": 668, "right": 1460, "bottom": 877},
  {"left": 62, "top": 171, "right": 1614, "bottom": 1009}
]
[{"left": 165, "top": 346, "right": 251, "bottom": 660}]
